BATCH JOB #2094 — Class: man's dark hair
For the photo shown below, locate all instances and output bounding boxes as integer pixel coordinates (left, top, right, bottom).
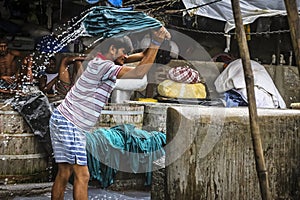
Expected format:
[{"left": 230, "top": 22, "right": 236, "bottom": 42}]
[
  {"left": 95, "top": 36, "right": 133, "bottom": 54},
  {"left": 0, "top": 35, "right": 8, "bottom": 44}
]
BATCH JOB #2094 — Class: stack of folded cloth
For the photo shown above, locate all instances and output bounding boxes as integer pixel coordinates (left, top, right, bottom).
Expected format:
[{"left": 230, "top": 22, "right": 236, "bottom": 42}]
[{"left": 157, "top": 66, "right": 207, "bottom": 99}]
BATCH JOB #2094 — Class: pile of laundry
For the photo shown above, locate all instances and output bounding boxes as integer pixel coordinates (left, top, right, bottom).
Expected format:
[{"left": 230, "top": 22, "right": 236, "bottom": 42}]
[
  {"left": 86, "top": 124, "right": 166, "bottom": 188},
  {"left": 157, "top": 66, "right": 208, "bottom": 99}
]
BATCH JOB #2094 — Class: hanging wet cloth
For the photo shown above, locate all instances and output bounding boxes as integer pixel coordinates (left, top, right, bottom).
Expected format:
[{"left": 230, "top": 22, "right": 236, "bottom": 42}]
[
  {"left": 7, "top": 90, "right": 53, "bottom": 155},
  {"left": 86, "top": 124, "right": 166, "bottom": 188}
]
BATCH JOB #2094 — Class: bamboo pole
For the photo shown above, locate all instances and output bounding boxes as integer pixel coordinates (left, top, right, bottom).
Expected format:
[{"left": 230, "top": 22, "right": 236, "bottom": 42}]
[
  {"left": 284, "top": 0, "right": 300, "bottom": 77},
  {"left": 230, "top": 0, "right": 271, "bottom": 199}
]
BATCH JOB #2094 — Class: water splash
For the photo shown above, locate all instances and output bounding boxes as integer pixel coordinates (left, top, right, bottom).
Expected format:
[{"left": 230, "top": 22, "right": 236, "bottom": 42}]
[
  {"left": 19, "top": 6, "right": 161, "bottom": 86},
  {"left": 21, "top": 8, "right": 97, "bottom": 84},
  {"left": 53, "top": 7, "right": 98, "bottom": 52}
]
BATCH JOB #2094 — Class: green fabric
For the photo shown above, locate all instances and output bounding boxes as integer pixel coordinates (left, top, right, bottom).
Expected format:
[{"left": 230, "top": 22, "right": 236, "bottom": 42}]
[
  {"left": 86, "top": 124, "right": 166, "bottom": 188},
  {"left": 53, "top": 6, "right": 162, "bottom": 53},
  {"left": 82, "top": 6, "right": 162, "bottom": 38}
]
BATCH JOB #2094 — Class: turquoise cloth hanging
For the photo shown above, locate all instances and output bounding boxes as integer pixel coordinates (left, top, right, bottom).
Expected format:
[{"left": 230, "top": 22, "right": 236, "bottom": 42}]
[{"left": 86, "top": 124, "right": 166, "bottom": 188}]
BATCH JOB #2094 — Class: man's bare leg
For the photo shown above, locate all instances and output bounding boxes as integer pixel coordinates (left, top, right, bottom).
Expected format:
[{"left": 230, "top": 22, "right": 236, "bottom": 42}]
[
  {"left": 51, "top": 163, "right": 73, "bottom": 200},
  {"left": 73, "top": 164, "right": 90, "bottom": 200}
]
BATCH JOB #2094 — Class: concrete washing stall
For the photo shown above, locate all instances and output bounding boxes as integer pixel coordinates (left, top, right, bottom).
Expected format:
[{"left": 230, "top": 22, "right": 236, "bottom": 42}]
[{"left": 151, "top": 106, "right": 300, "bottom": 200}]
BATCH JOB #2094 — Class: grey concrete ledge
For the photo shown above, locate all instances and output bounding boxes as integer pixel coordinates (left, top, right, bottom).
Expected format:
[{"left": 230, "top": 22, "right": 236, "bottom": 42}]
[{"left": 0, "top": 182, "right": 53, "bottom": 199}]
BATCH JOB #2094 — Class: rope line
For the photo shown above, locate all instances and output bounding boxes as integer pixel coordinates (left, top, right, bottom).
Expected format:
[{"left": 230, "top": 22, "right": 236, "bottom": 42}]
[
  {"left": 144, "top": 0, "right": 181, "bottom": 14},
  {"left": 169, "top": 24, "right": 290, "bottom": 36},
  {"left": 129, "top": 0, "right": 173, "bottom": 7},
  {"left": 162, "top": 0, "right": 222, "bottom": 14}
]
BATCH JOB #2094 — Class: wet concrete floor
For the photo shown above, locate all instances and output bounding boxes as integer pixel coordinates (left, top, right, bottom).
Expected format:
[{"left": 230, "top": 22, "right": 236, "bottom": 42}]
[
  {"left": 3, "top": 183, "right": 150, "bottom": 200},
  {"left": 14, "top": 189, "right": 150, "bottom": 200}
]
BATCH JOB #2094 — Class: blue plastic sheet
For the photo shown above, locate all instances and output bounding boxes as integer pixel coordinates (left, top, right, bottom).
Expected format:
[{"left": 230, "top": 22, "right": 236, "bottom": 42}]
[{"left": 108, "top": 0, "right": 123, "bottom": 7}]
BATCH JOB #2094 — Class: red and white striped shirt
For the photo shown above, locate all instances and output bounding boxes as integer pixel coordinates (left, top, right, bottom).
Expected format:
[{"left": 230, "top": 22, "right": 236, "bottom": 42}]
[{"left": 57, "top": 55, "right": 122, "bottom": 131}]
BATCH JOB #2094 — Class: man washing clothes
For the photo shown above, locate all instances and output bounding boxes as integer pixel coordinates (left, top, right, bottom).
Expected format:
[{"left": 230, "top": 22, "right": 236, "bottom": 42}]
[{"left": 49, "top": 26, "right": 171, "bottom": 200}]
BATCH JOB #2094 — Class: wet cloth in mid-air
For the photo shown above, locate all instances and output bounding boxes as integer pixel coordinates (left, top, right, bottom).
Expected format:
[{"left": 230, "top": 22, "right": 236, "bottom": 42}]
[
  {"left": 40, "top": 6, "right": 163, "bottom": 64},
  {"left": 81, "top": 6, "right": 162, "bottom": 38}
]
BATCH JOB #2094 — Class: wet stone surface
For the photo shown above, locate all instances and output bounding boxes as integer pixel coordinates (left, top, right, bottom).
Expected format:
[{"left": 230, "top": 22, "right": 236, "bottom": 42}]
[
  {"left": 12, "top": 184, "right": 150, "bottom": 200},
  {"left": 0, "top": 183, "right": 150, "bottom": 200}
]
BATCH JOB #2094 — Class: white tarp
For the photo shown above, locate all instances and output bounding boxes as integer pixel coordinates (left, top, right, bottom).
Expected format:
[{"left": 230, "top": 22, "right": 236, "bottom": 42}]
[
  {"left": 182, "top": 0, "right": 300, "bottom": 33},
  {"left": 214, "top": 59, "right": 286, "bottom": 108}
]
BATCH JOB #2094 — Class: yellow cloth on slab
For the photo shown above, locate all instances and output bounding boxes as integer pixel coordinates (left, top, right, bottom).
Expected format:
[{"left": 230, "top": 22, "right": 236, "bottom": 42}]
[{"left": 157, "top": 80, "right": 207, "bottom": 99}]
